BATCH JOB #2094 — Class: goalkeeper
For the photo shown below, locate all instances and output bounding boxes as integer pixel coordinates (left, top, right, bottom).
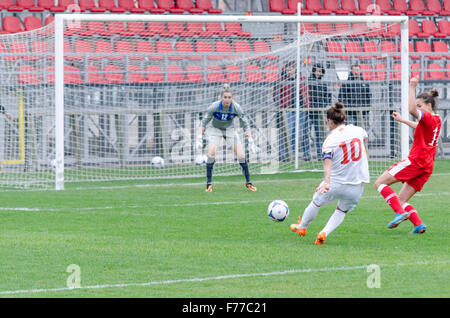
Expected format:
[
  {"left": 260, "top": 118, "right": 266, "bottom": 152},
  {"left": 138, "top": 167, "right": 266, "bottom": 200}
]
[{"left": 196, "top": 84, "right": 258, "bottom": 193}]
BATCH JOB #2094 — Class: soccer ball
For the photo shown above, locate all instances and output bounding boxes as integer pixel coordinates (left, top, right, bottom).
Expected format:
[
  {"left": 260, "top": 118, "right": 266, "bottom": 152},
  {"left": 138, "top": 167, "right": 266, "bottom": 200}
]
[
  {"left": 267, "top": 200, "right": 289, "bottom": 222},
  {"left": 195, "top": 154, "right": 207, "bottom": 165},
  {"left": 151, "top": 156, "right": 164, "bottom": 168}
]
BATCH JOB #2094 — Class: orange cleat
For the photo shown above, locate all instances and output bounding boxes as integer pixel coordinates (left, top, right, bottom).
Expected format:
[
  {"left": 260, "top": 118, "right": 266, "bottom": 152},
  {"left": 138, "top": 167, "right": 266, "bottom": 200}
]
[
  {"left": 315, "top": 232, "right": 326, "bottom": 245},
  {"left": 246, "top": 183, "right": 257, "bottom": 192},
  {"left": 205, "top": 184, "right": 212, "bottom": 192},
  {"left": 290, "top": 217, "right": 306, "bottom": 236}
]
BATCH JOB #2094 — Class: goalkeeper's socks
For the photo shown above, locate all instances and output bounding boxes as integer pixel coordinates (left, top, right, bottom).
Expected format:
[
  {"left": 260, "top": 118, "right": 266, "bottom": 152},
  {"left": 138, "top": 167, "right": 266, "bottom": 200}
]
[
  {"left": 402, "top": 203, "right": 422, "bottom": 226},
  {"left": 206, "top": 161, "right": 215, "bottom": 185},
  {"left": 377, "top": 184, "right": 404, "bottom": 214},
  {"left": 239, "top": 161, "right": 251, "bottom": 184}
]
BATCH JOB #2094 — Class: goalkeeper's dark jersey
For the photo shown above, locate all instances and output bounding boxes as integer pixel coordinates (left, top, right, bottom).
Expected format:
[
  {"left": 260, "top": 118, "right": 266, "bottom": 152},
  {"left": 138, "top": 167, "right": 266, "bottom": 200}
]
[{"left": 201, "top": 101, "right": 250, "bottom": 131}]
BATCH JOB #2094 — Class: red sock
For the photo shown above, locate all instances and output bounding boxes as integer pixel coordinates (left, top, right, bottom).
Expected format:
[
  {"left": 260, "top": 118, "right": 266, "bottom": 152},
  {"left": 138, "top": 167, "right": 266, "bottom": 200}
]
[
  {"left": 403, "top": 203, "right": 422, "bottom": 226},
  {"left": 378, "top": 184, "right": 404, "bottom": 214}
]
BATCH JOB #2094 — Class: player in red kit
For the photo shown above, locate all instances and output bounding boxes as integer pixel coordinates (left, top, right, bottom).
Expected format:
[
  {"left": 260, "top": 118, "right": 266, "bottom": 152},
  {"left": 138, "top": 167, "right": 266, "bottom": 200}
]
[{"left": 374, "top": 76, "right": 441, "bottom": 234}]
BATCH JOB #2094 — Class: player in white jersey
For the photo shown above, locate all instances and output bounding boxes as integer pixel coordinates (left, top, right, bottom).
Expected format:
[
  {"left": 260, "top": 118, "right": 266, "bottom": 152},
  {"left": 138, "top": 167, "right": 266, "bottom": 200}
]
[{"left": 290, "top": 102, "right": 370, "bottom": 245}]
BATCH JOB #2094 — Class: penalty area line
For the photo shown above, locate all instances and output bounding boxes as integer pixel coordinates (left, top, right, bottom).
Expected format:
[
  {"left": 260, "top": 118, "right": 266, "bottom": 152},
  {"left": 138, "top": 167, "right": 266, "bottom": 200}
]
[{"left": 0, "top": 260, "right": 448, "bottom": 296}]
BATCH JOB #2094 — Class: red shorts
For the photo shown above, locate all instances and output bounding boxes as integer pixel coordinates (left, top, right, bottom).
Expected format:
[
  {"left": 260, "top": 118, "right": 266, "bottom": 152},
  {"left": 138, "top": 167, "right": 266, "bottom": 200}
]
[{"left": 388, "top": 159, "right": 431, "bottom": 192}]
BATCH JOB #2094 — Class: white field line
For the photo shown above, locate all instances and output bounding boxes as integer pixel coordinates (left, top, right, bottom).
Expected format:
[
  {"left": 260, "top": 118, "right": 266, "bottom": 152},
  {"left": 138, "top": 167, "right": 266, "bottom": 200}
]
[
  {"left": 0, "top": 260, "right": 448, "bottom": 296},
  {"left": 1, "top": 191, "right": 450, "bottom": 213}
]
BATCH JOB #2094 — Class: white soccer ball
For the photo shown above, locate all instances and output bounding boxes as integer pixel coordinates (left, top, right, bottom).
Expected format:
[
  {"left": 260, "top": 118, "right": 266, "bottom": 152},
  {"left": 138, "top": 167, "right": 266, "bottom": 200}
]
[
  {"left": 267, "top": 200, "right": 289, "bottom": 222},
  {"left": 151, "top": 156, "right": 164, "bottom": 168},
  {"left": 195, "top": 154, "right": 207, "bottom": 165}
]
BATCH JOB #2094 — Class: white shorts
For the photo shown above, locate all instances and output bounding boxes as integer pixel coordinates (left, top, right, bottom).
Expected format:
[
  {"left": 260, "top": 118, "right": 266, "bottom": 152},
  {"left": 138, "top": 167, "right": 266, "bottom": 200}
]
[
  {"left": 206, "top": 127, "right": 242, "bottom": 149},
  {"left": 312, "top": 182, "right": 364, "bottom": 212}
]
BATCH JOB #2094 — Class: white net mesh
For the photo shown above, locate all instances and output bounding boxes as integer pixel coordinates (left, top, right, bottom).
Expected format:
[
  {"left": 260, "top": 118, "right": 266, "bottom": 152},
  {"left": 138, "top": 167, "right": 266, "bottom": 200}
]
[{"left": 0, "top": 16, "right": 406, "bottom": 189}]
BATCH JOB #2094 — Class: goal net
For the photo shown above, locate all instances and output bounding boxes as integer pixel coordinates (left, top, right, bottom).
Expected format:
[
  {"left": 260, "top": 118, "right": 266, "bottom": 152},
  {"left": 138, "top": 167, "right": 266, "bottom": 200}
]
[{"left": 0, "top": 14, "right": 409, "bottom": 190}]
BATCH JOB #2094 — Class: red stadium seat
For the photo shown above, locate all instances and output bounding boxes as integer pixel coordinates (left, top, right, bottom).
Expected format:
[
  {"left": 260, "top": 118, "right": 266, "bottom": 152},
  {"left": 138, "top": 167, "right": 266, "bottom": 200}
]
[
  {"left": 253, "top": 40, "right": 277, "bottom": 60},
  {"left": 344, "top": 41, "right": 362, "bottom": 59},
  {"left": 359, "top": 64, "right": 374, "bottom": 81},
  {"left": 444, "top": 0, "right": 450, "bottom": 14},
  {"left": 213, "top": 40, "right": 233, "bottom": 59},
  {"left": 426, "top": 0, "right": 445, "bottom": 14},
  {"left": 78, "top": 0, "right": 106, "bottom": 12},
  {"left": 195, "top": 0, "right": 222, "bottom": 13},
  {"left": 374, "top": 64, "right": 387, "bottom": 81},
  {"left": 3, "top": 16, "right": 23, "bottom": 33},
  {"left": 415, "top": 41, "right": 432, "bottom": 59},
  {"left": 84, "top": 21, "right": 109, "bottom": 36},
  {"left": 106, "top": 21, "right": 135, "bottom": 36},
  {"left": 46, "top": 65, "right": 84, "bottom": 84},
  {"left": 427, "top": 63, "right": 445, "bottom": 80},
  {"left": 362, "top": 41, "right": 380, "bottom": 60},
  {"left": 376, "top": 0, "right": 401, "bottom": 14},
  {"left": 24, "top": 16, "right": 43, "bottom": 31},
  {"left": 138, "top": 0, "right": 165, "bottom": 13},
  {"left": 86, "top": 65, "right": 103, "bottom": 84},
  {"left": 185, "top": 22, "right": 205, "bottom": 36},
  {"left": 327, "top": 41, "right": 344, "bottom": 59},
  {"left": 96, "top": 40, "right": 123, "bottom": 61},
  {"left": 381, "top": 40, "right": 400, "bottom": 59},
  {"left": 10, "top": 41, "right": 35, "bottom": 61},
  {"left": 145, "top": 65, "right": 164, "bottom": 82},
  {"left": 437, "top": 19, "right": 450, "bottom": 37},
  {"left": 74, "top": 39, "right": 96, "bottom": 60},
  {"left": 97, "top": 0, "right": 126, "bottom": 12},
  {"left": 392, "top": 0, "right": 418, "bottom": 15},
  {"left": 184, "top": 65, "right": 203, "bottom": 83},
  {"left": 114, "top": 40, "right": 135, "bottom": 60},
  {"left": 147, "top": 22, "right": 167, "bottom": 36},
  {"left": 323, "top": 0, "right": 349, "bottom": 14},
  {"left": 390, "top": 63, "right": 402, "bottom": 80},
  {"left": 224, "top": 23, "right": 251, "bottom": 37},
  {"left": 340, "top": 0, "right": 361, "bottom": 14},
  {"left": 334, "top": 23, "right": 351, "bottom": 34},
  {"left": 264, "top": 64, "right": 279, "bottom": 82},
  {"left": 357, "top": 0, "right": 376, "bottom": 14},
  {"left": 104, "top": 65, "right": 125, "bottom": 84},
  {"left": 175, "top": 40, "right": 198, "bottom": 60},
  {"left": 234, "top": 40, "right": 252, "bottom": 55},
  {"left": 300, "top": 23, "right": 316, "bottom": 34},
  {"left": 167, "top": 65, "right": 185, "bottom": 82},
  {"left": 155, "top": 40, "right": 180, "bottom": 60},
  {"left": 127, "top": 22, "right": 153, "bottom": 37},
  {"left": 410, "top": 63, "right": 421, "bottom": 78},
  {"left": 195, "top": 40, "right": 214, "bottom": 60},
  {"left": 136, "top": 40, "right": 161, "bottom": 60},
  {"left": 0, "top": 0, "right": 24, "bottom": 11},
  {"left": 245, "top": 64, "right": 264, "bottom": 82},
  {"left": 206, "top": 65, "right": 225, "bottom": 82},
  {"left": 176, "top": 0, "right": 204, "bottom": 13},
  {"left": 158, "top": 0, "right": 184, "bottom": 13},
  {"left": 408, "top": 19, "right": 420, "bottom": 38},
  {"left": 432, "top": 41, "right": 449, "bottom": 60},
  {"left": 32, "top": 40, "right": 52, "bottom": 60},
  {"left": 446, "top": 63, "right": 450, "bottom": 79},
  {"left": 225, "top": 65, "right": 241, "bottom": 82},
  {"left": 382, "top": 23, "right": 400, "bottom": 38},
  {"left": 117, "top": 0, "right": 146, "bottom": 12},
  {"left": 269, "top": 0, "right": 296, "bottom": 14},
  {"left": 127, "top": 65, "right": 146, "bottom": 83},
  {"left": 18, "top": 65, "right": 41, "bottom": 84},
  {"left": 316, "top": 23, "right": 334, "bottom": 35},
  {"left": 302, "top": 0, "right": 332, "bottom": 15},
  {"left": 409, "top": 0, "right": 434, "bottom": 15},
  {"left": 205, "top": 22, "right": 233, "bottom": 36},
  {"left": 17, "top": 0, "right": 45, "bottom": 11},
  {"left": 166, "top": 21, "right": 186, "bottom": 36},
  {"left": 418, "top": 20, "right": 438, "bottom": 38}
]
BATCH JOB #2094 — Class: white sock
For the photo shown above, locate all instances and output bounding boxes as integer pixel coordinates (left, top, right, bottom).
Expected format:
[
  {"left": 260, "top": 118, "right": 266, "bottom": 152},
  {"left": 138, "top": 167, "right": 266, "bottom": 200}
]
[
  {"left": 321, "top": 209, "right": 346, "bottom": 236},
  {"left": 299, "top": 201, "right": 320, "bottom": 229}
]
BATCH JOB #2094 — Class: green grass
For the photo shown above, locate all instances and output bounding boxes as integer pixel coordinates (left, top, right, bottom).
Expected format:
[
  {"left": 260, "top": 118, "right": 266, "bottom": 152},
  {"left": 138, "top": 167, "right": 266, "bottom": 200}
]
[{"left": 0, "top": 160, "right": 449, "bottom": 298}]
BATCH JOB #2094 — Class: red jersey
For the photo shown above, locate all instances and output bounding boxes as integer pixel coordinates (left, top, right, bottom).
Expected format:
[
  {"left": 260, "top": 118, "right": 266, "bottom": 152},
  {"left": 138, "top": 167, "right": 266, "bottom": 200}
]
[{"left": 408, "top": 111, "right": 441, "bottom": 173}]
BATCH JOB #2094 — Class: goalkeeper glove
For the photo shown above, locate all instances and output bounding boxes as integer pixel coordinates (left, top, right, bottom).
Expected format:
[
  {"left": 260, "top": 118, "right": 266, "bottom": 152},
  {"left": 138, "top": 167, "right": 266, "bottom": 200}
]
[{"left": 248, "top": 137, "right": 260, "bottom": 154}]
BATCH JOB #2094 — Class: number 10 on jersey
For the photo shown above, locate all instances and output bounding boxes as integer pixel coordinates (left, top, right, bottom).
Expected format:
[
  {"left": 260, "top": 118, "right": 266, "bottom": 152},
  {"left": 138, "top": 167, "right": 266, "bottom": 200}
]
[{"left": 339, "top": 138, "right": 363, "bottom": 165}]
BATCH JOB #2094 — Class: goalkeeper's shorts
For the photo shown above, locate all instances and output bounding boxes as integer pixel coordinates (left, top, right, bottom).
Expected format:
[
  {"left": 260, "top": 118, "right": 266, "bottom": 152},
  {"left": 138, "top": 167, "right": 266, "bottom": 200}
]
[{"left": 206, "top": 127, "right": 242, "bottom": 149}]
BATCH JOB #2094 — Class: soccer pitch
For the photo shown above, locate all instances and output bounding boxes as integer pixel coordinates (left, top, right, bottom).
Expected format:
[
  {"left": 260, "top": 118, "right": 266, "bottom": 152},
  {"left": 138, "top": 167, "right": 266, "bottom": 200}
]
[{"left": 0, "top": 160, "right": 449, "bottom": 298}]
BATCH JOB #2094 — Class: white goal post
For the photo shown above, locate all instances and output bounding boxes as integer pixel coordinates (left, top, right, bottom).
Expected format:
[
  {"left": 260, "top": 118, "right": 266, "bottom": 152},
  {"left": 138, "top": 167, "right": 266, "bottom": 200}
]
[{"left": 23, "top": 13, "right": 409, "bottom": 190}]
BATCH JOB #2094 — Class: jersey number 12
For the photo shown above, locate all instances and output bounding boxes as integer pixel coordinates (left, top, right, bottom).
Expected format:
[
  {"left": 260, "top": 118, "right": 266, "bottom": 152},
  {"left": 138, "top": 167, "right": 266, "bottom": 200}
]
[{"left": 339, "top": 138, "right": 362, "bottom": 165}]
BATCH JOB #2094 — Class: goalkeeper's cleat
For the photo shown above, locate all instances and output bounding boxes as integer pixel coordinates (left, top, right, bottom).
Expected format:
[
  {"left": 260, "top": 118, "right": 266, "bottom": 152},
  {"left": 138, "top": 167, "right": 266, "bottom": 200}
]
[
  {"left": 205, "top": 184, "right": 213, "bottom": 192},
  {"left": 315, "top": 232, "right": 326, "bottom": 245},
  {"left": 290, "top": 217, "right": 306, "bottom": 236},
  {"left": 410, "top": 223, "right": 426, "bottom": 234},
  {"left": 246, "top": 183, "right": 257, "bottom": 192},
  {"left": 387, "top": 212, "right": 409, "bottom": 229}
]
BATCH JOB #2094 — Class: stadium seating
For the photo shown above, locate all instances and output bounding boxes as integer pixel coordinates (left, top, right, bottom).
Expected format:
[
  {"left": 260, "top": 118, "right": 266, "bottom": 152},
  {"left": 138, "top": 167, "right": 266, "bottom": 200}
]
[
  {"left": 302, "top": 0, "right": 332, "bottom": 15},
  {"left": 224, "top": 65, "right": 241, "bottom": 82},
  {"left": 157, "top": 0, "right": 184, "bottom": 13},
  {"left": 269, "top": 0, "right": 296, "bottom": 14},
  {"left": 376, "top": 0, "right": 401, "bottom": 15},
  {"left": 432, "top": 41, "right": 449, "bottom": 59},
  {"left": 176, "top": 0, "right": 204, "bottom": 13},
  {"left": 326, "top": 40, "right": 344, "bottom": 59},
  {"left": 362, "top": 40, "right": 381, "bottom": 60},
  {"left": 340, "top": 0, "right": 362, "bottom": 14},
  {"left": 428, "top": 63, "right": 445, "bottom": 80},
  {"left": 175, "top": 40, "right": 198, "bottom": 60},
  {"left": 264, "top": 64, "right": 279, "bottom": 82},
  {"left": 127, "top": 65, "right": 146, "bottom": 83},
  {"left": 195, "top": 0, "right": 222, "bottom": 13},
  {"left": 18, "top": 65, "right": 41, "bottom": 84},
  {"left": 17, "top": 0, "right": 45, "bottom": 11},
  {"left": 206, "top": 65, "right": 225, "bottom": 82},
  {"left": 145, "top": 65, "right": 164, "bottom": 82},
  {"left": 322, "top": 0, "right": 349, "bottom": 14},
  {"left": 167, "top": 65, "right": 186, "bottom": 82},
  {"left": 24, "top": 16, "right": 43, "bottom": 31},
  {"left": 392, "top": 0, "right": 419, "bottom": 15},
  {"left": 409, "top": 0, "right": 434, "bottom": 15},
  {"left": 245, "top": 64, "right": 264, "bottom": 82}
]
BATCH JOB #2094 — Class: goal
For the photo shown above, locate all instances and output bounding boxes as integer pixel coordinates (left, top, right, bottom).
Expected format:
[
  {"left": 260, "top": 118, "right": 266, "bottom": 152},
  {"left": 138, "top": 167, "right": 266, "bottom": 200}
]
[{"left": 0, "top": 14, "right": 409, "bottom": 190}]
